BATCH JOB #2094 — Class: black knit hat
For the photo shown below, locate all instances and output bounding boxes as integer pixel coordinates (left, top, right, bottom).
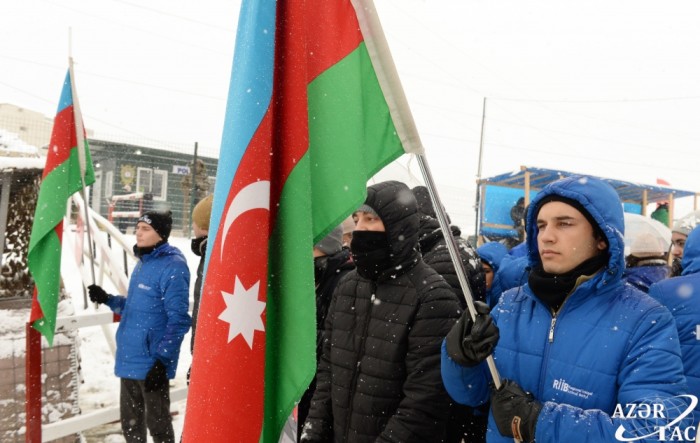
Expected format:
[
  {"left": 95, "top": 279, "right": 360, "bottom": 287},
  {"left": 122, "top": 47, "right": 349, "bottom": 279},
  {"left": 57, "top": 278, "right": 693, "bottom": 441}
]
[
  {"left": 536, "top": 195, "right": 606, "bottom": 245},
  {"left": 137, "top": 210, "right": 173, "bottom": 241}
]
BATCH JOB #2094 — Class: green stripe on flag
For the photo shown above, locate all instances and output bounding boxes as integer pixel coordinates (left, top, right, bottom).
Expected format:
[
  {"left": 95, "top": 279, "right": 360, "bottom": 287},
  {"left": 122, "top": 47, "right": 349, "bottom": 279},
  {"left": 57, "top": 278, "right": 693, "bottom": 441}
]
[
  {"left": 262, "top": 41, "right": 407, "bottom": 441},
  {"left": 264, "top": 154, "right": 316, "bottom": 442},
  {"left": 28, "top": 134, "right": 94, "bottom": 345},
  {"left": 308, "top": 42, "right": 406, "bottom": 240}
]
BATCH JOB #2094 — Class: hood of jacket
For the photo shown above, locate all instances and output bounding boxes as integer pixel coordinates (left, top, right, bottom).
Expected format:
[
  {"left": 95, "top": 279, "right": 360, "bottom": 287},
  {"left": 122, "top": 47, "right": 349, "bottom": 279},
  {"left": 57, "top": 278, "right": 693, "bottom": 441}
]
[
  {"left": 477, "top": 241, "right": 508, "bottom": 272},
  {"left": 525, "top": 175, "right": 625, "bottom": 286},
  {"left": 363, "top": 180, "right": 420, "bottom": 272},
  {"left": 681, "top": 226, "right": 700, "bottom": 275}
]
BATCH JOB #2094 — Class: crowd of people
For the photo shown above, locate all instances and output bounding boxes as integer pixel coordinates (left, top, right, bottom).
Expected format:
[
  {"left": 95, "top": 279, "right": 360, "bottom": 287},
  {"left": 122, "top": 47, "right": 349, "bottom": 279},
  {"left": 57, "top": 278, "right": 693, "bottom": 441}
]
[{"left": 91, "top": 175, "right": 699, "bottom": 442}]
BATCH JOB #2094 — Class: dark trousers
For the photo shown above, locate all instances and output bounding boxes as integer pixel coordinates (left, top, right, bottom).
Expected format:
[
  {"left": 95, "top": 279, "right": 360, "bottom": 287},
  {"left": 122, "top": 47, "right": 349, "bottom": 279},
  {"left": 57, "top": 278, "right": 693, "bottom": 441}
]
[{"left": 120, "top": 378, "right": 174, "bottom": 443}]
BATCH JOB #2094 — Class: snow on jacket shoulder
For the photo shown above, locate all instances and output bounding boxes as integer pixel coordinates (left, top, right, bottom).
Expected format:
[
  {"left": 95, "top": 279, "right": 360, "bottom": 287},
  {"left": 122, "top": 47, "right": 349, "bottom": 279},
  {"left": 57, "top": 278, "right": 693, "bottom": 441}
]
[
  {"left": 106, "top": 242, "right": 191, "bottom": 380},
  {"left": 442, "top": 176, "right": 689, "bottom": 443}
]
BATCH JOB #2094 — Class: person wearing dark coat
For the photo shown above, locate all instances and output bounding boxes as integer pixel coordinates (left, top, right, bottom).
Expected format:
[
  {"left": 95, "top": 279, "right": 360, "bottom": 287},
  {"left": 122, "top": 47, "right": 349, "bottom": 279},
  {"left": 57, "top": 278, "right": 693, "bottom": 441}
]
[
  {"left": 301, "top": 181, "right": 461, "bottom": 443},
  {"left": 412, "top": 186, "right": 488, "bottom": 442},
  {"left": 297, "top": 226, "right": 355, "bottom": 440},
  {"left": 189, "top": 194, "right": 213, "bottom": 353},
  {"left": 412, "top": 186, "right": 486, "bottom": 307}
]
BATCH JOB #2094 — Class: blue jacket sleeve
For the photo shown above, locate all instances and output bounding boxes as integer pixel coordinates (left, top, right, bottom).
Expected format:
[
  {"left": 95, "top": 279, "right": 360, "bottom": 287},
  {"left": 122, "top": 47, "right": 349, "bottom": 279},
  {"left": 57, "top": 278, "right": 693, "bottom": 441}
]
[
  {"left": 440, "top": 340, "right": 490, "bottom": 407},
  {"left": 155, "top": 259, "right": 192, "bottom": 366},
  {"left": 533, "top": 305, "right": 691, "bottom": 443},
  {"left": 105, "top": 294, "right": 126, "bottom": 314}
]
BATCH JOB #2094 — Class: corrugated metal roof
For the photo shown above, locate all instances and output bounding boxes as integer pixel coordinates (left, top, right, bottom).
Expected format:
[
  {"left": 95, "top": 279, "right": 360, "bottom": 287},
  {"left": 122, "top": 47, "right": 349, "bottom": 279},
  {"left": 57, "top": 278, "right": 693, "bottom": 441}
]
[{"left": 479, "top": 166, "right": 696, "bottom": 204}]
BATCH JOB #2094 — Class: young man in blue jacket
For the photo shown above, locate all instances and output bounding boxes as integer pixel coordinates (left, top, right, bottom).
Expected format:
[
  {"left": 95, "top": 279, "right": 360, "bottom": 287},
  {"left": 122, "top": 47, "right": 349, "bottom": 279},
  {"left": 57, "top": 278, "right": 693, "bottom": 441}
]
[
  {"left": 441, "top": 176, "right": 691, "bottom": 443},
  {"left": 649, "top": 225, "right": 700, "bottom": 415},
  {"left": 89, "top": 210, "right": 191, "bottom": 443}
]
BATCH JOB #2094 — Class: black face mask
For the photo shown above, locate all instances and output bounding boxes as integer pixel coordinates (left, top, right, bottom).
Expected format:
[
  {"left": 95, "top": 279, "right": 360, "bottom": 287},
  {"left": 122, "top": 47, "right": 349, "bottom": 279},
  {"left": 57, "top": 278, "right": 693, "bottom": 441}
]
[
  {"left": 351, "top": 231, "right": 390, "bottom": 280},
  {"left": 314, "top": 256, "right": 329, "bottom": 283},
  {"left": 133, "top": 240, "right": 166, "bottom": 258},
  {"left": 528, "top": 253, "right": 608, "bottom": 311},
  {"left": 191, "top": 236, "right": 207, "bottom": 256}
]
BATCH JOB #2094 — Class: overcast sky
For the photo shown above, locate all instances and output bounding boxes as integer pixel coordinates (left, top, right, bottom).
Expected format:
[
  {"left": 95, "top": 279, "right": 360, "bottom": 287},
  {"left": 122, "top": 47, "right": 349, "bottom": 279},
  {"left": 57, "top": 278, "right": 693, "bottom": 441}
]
[{"left": 3, "top": 0, "right": 700, "bottom": 230}]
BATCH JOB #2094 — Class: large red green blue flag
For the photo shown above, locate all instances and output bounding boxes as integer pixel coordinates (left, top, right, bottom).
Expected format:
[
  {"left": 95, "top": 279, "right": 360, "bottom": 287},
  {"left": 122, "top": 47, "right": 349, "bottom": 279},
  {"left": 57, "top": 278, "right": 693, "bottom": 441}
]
[
  {"left": 28, "top": 64, "right": 95, "bottom": 345},
  {"left": 183, "top": 0, "right": 423, "bottom": 441}
]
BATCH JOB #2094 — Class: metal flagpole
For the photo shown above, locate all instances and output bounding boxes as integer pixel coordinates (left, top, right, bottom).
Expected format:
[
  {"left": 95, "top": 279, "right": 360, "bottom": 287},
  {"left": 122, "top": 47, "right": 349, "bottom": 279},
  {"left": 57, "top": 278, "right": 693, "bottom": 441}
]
[
  {"left": 352, "top": 4, "right": 510, "bottom": 436},
  {"left": 69, "top": 54, "right": 97, "bottom": 306},
  {"left": 416, "top": 153, "right": 502, "bottom": 389},
  {"left": 474, "top": 97, "right": 487, "bottom": 239}
]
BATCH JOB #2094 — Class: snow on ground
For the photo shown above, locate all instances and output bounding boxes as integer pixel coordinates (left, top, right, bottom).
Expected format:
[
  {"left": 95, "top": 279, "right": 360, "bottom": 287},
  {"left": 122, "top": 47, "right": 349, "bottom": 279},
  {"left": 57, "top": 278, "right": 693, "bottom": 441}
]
[
  {"left": 17, "top": 232, "right": 200, "bottom": 442},
  {"left": 75, "top": 234, "right": 197, "bottom": 441}
]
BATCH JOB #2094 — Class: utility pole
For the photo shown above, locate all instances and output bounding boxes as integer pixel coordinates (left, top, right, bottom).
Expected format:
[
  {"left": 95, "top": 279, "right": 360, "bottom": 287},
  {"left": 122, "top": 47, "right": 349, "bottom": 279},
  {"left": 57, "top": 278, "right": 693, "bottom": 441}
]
[{"left": 474, "top": 97, "right": 487, "bottom": 240}]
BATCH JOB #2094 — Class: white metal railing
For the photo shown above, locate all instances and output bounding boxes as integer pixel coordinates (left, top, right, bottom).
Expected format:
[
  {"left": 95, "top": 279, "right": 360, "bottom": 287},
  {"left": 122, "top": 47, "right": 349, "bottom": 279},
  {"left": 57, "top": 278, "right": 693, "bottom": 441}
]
[{"left": 33, "top": 193, "right": 188, "bottom": 442}]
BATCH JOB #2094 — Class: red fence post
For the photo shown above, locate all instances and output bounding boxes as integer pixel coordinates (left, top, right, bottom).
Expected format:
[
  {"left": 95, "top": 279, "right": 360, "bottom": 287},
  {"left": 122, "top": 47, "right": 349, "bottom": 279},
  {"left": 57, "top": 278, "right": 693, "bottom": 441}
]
[{"left": 25, "top": 323, "right": 42, "bottom": 443}]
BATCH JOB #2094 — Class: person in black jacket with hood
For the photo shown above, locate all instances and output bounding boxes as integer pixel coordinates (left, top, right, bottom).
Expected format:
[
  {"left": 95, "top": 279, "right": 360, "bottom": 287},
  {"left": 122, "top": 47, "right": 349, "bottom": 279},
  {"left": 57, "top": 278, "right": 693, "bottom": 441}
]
[
  {"left": 412, "top": 185, "right": 488, "bottom": 442},
  {"left": 301, "top": 181, "right": 462, "bottom": 443},
  {"left": 297, "top": 226, "right": 355, "bottom": 440}
]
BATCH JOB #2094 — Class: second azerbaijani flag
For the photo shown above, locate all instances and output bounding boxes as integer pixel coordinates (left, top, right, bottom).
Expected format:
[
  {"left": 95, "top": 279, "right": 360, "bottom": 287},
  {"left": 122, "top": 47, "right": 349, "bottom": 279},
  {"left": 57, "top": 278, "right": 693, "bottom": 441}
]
[
  {"left": 183, "top": 0, "right": 423, "bottom": 441},
  {"left": 28, "top": 60, "right": 95, "bottom": 345}
]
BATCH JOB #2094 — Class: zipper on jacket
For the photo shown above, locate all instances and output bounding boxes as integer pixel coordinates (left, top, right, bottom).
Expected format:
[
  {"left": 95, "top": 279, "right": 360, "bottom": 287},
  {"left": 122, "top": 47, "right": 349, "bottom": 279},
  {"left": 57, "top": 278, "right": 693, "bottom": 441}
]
[
  {"left": 343, "top": 281, "right": 376, "bottom": 441},
  {"left": 548, "top": 316, "right": 557, "bottom": 343}
]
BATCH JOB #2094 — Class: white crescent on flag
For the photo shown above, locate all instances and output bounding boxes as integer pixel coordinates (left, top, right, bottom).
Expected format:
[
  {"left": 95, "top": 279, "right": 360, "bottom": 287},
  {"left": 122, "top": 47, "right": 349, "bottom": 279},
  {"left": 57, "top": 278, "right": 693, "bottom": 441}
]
[{"left": 220, "top": 180, "right": 271, "bottom": 260}]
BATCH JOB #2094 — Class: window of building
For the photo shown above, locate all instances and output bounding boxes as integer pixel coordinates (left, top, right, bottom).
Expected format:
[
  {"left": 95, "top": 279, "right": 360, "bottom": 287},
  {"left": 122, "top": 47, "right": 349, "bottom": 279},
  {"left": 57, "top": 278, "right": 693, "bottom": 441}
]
[{"left": 136, "top": 167, "right": 168, "bottom": 201}]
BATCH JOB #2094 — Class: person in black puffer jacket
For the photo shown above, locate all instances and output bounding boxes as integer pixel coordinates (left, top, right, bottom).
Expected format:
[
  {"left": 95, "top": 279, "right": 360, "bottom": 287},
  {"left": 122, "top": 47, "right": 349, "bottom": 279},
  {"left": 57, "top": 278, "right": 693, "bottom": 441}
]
[
  {"left": 412, "top": 186, "right": 488, "bottom": 443},
  {"left": 301, "top": 181, "right": 461, "bottom": 443},
  {"left": 412, "top": 186, "right": 486, "bottom": 308},
  {"left": 297, "top": 226, "right": 355, "bottom": 440}
]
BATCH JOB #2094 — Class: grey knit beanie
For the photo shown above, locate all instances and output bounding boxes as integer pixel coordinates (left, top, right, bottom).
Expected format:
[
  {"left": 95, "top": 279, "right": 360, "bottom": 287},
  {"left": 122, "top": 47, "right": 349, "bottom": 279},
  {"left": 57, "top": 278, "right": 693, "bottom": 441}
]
[{"left": 314, "top": 226, "right": 343, "bottom": 256}]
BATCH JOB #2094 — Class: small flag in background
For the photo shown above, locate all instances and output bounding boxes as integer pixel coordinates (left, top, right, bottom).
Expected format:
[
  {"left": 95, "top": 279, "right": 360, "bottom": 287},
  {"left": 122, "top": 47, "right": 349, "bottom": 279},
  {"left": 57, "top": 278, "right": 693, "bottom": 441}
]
[
  {"left": 28, "top": 62, "right": 95, "bottom": 345},
  {"left": 182, "top": 0, "right": 423, "bottom": 441},
  {"left": 657, "top": 178, "right": 671, "bottom": 186}
]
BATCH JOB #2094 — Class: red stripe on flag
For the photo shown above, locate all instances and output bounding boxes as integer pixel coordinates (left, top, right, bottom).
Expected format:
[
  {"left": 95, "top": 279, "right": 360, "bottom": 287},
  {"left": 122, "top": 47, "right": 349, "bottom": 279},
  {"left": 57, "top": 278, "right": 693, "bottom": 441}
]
[
  {"left": 304, "top": 0, "right": 364, "bottom": 82},
  {"left": 268, "top": 0, "right": 313, "bottom": 213},
  {"left": 43, "top": 105, "right": 77, "bottom": 178},
  {"left": 187, "top": 110, "right": 274, "bottom": 440}
]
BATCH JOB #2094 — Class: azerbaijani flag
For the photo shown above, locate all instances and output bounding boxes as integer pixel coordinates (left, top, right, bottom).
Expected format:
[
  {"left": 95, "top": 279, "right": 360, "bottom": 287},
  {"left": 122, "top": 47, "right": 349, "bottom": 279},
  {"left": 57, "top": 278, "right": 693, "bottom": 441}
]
[
  {"left": 28, "top": 61, "right": 95, "bottom": 345},
  {"left": 183, "top": 0, "right": 423, "bottom": 441}
]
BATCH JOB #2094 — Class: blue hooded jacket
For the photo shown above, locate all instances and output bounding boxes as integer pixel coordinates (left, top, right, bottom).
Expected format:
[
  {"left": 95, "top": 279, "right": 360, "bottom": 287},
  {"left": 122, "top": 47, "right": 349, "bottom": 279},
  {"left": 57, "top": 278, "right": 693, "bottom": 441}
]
[
  {"left": 477, "top": 242, "right": 508, "bottom": 308},
  {"left": 106, "top": 242, "right": 191, "bottom": 380},
  {"left": 649, "top": 226, "right": 700, "bottom": 412},
  {"left": 442, "top": 176, "right": 689, "bottom": 442},
  {"left": 623, "top": 264, "right": 669, "bottom": 293}
]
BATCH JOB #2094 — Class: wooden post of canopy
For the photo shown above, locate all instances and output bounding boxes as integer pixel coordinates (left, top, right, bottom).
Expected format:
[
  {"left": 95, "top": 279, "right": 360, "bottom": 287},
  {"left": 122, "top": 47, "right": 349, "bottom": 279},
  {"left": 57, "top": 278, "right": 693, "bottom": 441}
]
[
  {"left": 668, "top": 193, "right": 675, "bottom": 228},
  {"left": 641, "top": 190, "right": 648, "bottom": 216}
]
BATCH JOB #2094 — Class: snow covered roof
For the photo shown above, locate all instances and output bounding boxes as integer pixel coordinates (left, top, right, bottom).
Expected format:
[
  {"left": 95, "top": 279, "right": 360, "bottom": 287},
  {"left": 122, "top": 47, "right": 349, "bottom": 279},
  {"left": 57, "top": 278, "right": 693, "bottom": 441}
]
[{"left": 0, "top": 128, "right": 44, "bottom": 171}]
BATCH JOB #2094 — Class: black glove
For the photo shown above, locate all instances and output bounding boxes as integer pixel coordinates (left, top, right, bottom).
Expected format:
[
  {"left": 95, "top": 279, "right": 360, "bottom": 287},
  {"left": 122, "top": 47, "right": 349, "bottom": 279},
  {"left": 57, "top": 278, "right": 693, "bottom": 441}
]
[
  {"left": 491, "top": 379, "right": 542, "bottom": 443},
  {"left": 445, "top": 300, "right": 499, "bottom": 366},
  {"left": 144, "top": 360, "right": 168, "bottom": 392},
  {"left": 88, "top": 284, "right": 109, "bottom": 304}
]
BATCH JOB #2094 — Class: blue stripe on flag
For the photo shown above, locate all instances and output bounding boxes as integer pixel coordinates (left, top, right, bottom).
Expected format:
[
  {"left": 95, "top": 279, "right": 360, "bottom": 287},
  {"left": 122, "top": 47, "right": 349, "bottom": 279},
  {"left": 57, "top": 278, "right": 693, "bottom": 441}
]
[
  {"left": 56, "top": 71, "right": 73, "bottom": 114},
  {"left": 206, "top": 0, "right": 276, "bottom": 272}
]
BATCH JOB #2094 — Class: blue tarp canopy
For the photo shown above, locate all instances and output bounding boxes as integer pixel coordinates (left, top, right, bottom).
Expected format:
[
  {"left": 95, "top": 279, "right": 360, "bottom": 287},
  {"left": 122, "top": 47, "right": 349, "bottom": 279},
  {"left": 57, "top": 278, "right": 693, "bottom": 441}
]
[{"left": 478, "top": 166, "right": 697, "bottom": 239}]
